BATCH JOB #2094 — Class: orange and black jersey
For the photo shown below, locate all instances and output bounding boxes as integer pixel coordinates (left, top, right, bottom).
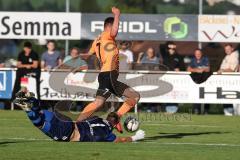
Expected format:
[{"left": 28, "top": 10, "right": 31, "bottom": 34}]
[{"left": 88, "top": 31, "right": 119, "bottom": 72}]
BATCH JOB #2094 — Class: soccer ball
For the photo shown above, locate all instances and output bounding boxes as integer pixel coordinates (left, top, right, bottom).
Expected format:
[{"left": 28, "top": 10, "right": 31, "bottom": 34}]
[{"left": 123, "top": 116, "right": 140, "bottom": 132}]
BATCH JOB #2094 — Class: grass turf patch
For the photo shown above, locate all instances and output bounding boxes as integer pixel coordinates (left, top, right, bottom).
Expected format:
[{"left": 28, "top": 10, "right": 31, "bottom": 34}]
[{"left": 0, "top": 110, "right": 240, "bottom": 160}]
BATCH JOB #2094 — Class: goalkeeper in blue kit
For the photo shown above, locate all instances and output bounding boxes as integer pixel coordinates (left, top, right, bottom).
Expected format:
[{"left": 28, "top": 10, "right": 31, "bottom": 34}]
[{"left": 13, "top": 88, "right": 145, "bottom": 142}]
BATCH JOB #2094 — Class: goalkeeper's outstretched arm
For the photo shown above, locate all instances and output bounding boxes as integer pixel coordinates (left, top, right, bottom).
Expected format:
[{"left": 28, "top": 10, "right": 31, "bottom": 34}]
[{"left": 114, "top": 130, "right": 145, "bottom": 143}]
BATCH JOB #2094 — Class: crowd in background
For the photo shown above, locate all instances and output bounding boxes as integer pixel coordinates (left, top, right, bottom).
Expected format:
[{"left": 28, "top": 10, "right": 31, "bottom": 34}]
[{"left": 0, "top": 40, "right": 239, "bottom": 116}]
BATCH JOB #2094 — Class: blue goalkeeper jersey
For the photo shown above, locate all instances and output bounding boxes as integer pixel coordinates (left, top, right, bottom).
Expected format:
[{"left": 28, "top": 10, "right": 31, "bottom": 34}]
[
  {"left": 26, "top": 97, "right": 116, "bottom": 142},
  {"left": 39, "top": 111, "right": 116, "bottom": 142},
  {"left": 40, "top": 110, "right": 74, "bottom": 141},
  {"left": 76, "top": 116, "right": 117, "bottom": 142}
]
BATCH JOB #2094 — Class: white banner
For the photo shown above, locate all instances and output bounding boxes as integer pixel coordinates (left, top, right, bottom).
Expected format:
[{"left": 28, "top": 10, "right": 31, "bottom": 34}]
[
  {"left": 2, "top": 69, "right": 240, "bottom": 104},
  {"left": 32, "top": 71, "right": 240, "bottom": 104},
  {"left": 198, "top": 15, "right": 240, "bottom": 42},
  {"left": 0, "top": 12, "right": 81, "bottom": 39}
]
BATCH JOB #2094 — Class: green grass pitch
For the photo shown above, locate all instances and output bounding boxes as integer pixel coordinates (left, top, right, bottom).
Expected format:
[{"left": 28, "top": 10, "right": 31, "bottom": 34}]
[{"left": 0, "top": 110, "right": 240, "bottom": 160}]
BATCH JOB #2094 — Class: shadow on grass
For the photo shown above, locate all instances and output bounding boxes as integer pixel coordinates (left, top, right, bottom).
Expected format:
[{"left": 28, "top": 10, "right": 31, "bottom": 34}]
[
  {"left": 0, "top": 140, "right": 41, "bottom": 147},
  {"left": 143, "top": 131, "right": 230, "bottom": 141},
  {"left": 0, "top": 141, "right": 19, "bottom": 145},
  {"left": 0, "top": 141, "right": 23, "bottom": 147}
]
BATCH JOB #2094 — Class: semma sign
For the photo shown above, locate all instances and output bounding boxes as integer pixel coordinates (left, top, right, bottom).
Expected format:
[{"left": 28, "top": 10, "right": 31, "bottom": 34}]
[{"left": 0, "top": 12, "right": 81, "bottom": 40}]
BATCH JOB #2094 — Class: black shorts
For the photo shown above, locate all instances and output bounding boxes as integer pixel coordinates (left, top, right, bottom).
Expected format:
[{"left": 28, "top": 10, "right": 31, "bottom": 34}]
[{"left": 96, "top": 70, "right": 129, "bottom": 99}]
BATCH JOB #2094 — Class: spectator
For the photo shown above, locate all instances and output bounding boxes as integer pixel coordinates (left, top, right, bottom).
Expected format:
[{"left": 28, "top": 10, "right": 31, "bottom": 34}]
[
  {"left": 218, "top": 44, "right": 239, "bottom": 116},
  {"left": 161, "top": 42, "right": 184, "bottom": 113},
  {"left": 136, "top": 47, "right": 161, "bottom": 112},
  {"left": 119, "top": 41, "right": 134, "bottom": 70},
  {"left": 187, "top": 49, "right": 211, "bottom": 114},
  {"left": 162, "top": 42, "right": 185, "bottom": 71},
  {"left": 12, "top": 41, "right": 40, "bottom": 99},
  {"left": 188, "top": 49, "right": 210, "bottom": 73},
  {"left": 137, "top": 47, "right": 160, "bottom": 64},
  {"left": 62, "top": 47, "right": 88, "bottom": 71},
  {"left": 188, "top": 48, "right": 212, "bottom": 83},
  {"left": 135, "top": 47, "right": 161, "bottom": 71},
  {"left": 41, "top": 40, "right": 62, "bottom": 70},
  {"left": 218, "top": 44, "right": 239, "bottom": 74}
]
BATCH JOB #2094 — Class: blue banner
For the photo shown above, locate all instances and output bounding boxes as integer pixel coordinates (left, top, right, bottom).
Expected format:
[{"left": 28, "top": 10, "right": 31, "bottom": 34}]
[{"left": 0, "top": 70, "right": 13, "bottom": 99}]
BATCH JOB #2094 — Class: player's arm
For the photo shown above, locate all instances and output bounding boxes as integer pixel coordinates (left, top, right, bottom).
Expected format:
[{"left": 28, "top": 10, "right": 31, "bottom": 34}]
[
  {"left": 79, "top": 52, "right": 93, "bottom": 60},
  {"left": 114, "top": 130, "right": 145, "bottom": 143},
  {"left": 110, "top": 7, "right": 120, "bottom": 38},
  {"left": 80, "top": 40, "right": 97, "bottom": 60},
  {"left": 114, "top": 137, "right": 132, "bottom": 143},
  {"left": 70, "top": 65, "right": 88, "bottom": 74}
]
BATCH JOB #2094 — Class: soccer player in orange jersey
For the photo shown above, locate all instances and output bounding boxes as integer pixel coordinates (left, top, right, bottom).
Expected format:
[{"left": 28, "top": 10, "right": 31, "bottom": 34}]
[{"left": 78, "top": 7, "right": 140, "bottom": 133}]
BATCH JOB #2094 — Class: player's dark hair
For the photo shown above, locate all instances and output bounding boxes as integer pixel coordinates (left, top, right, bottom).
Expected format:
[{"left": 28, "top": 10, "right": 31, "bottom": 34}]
[
  {"left": 106, "top": 112, "right": 119, "bottom": 126},
  {"left": 23, "top": 41, "right": 32, "bottom": 48},
  {"left": 104, "top": 17, "right": 114, "bottom": 28}
]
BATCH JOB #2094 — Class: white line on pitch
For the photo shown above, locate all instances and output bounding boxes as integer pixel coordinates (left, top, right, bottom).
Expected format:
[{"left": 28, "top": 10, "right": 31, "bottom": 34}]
[
  {"left": 143, "top": 142, "right": 240, "bottom": 147},
  {"left": 1, "top": 137, "right": 240, "bottom": 147},
  {"left": 0, "top": 137, "right": 51, "bottom": 141},
  {"left": 143, "top": 123, "right": 221, "bottom": 128},
  {"left": 0, "top": 119, "right": 27, "bottom": 121}
]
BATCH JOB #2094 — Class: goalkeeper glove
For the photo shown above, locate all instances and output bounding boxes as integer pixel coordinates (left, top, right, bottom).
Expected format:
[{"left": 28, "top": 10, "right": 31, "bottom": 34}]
[{"left": 131, "top": 130, "right": 145, "bottom": 141}]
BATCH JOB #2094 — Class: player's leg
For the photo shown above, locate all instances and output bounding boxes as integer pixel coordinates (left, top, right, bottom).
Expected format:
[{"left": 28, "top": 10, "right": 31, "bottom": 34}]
[
  {"left": 76, "top": 96, "right": 107, "bottom": 122},
  {"left": 110, "top": 81, "right": 140, "bottom": 133},
  {"left": 77, "top": 72, "right": 112, "bottom": 122},
  {"left": 117, "top": 85, "right": 140, "bottom": 117},
  {"left": 108, "top": 70, "right": 140, "bottom": 116}
]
